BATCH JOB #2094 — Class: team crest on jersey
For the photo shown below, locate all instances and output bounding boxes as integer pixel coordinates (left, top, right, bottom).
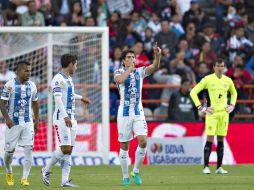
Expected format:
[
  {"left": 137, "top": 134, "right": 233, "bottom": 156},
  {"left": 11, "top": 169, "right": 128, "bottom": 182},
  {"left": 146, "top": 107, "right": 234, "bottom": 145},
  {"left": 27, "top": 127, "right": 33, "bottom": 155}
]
[
  {"left": 60, "top": 81, "right": 64, "bottom": 86},
  {"left": 7, "top": 87, "right": 12, "bottom": 92},
  {"left": 55, "top": 81, "right": 59, "bottom": 86}
]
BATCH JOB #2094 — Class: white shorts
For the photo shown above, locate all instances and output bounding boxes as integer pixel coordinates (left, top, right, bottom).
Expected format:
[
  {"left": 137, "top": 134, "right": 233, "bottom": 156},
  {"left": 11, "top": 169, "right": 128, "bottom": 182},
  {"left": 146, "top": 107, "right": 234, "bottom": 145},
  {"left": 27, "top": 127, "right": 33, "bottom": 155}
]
[
  {"left": 5, "top": 122, "right": 34, "bottom": 152},
  {"left": 53, "top": 119, "right": 77, "bottom": 146},
  {"left": 117, "top": 115, "right": 147, "bottom": 142}
]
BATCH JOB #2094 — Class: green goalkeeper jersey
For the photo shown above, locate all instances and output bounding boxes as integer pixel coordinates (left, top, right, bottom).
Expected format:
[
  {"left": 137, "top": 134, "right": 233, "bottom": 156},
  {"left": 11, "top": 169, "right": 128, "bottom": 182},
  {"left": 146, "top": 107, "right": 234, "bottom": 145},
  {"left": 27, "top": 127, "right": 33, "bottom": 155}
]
[{"left": 190, "top": 73, "right": 237, "bottom": 112}]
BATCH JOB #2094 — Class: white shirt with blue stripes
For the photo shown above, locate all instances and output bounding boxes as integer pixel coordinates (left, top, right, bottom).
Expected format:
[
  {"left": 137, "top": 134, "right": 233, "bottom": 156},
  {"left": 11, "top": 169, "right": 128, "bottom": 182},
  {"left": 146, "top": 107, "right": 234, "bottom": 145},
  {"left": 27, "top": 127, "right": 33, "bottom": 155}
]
[
  {"left": 114, "top": 67, "right": 149, "bottom": 117},
  {"left": 1, "top": 78, "right": 38, "bottom": 125}
]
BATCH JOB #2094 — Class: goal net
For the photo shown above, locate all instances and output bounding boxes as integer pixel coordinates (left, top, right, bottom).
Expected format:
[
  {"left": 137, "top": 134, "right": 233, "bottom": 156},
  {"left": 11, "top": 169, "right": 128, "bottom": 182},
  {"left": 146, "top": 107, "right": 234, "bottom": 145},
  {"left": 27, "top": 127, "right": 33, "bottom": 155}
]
[{"left": 0, "top": 27, "right": 109, "bottom": 165}]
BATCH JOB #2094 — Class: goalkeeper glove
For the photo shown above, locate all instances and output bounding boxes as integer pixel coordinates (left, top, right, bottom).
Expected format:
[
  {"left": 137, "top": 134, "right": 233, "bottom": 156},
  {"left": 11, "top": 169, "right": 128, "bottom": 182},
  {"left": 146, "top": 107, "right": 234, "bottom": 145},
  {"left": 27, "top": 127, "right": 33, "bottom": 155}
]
[
  {"left": 198, "top": 105, "right": 214, "bottom": 115},
  {"left": 226, "top": 104, "right": 234, "bottom": 113}
]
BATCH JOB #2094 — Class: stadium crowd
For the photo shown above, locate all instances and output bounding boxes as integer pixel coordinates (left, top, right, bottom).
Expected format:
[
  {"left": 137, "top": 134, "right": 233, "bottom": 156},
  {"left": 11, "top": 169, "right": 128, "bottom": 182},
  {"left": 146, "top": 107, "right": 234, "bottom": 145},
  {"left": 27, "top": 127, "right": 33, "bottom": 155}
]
[{"left": 0, "top": 0, "right": 254, "bottom": 121}]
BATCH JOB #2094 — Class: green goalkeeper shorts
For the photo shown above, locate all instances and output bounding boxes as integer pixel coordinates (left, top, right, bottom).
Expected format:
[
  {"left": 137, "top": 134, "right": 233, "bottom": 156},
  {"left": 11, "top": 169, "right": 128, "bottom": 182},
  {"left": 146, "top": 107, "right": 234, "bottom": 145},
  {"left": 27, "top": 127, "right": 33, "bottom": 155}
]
[{"left": 205, "top": 111, "right": 229, "bottom": 136}]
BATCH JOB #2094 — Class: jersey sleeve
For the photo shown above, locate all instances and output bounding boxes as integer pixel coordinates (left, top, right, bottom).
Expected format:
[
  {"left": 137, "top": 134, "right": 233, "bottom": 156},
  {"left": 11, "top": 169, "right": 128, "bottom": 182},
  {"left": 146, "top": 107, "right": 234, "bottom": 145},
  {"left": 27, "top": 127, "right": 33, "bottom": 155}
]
[
  {"left": 31, "top": 82, "right": 38, "bottom": 101},
  {"left": 190, "top": 77, "right": 208, "bottom": 107},
  {"left": 52, "top": 75, "right": 64, "bottom": 96},
  {"left": 114, "top": 69, "right": 123, "bottom": 80},
  {"left": 228, "top": 78, "right": 237, "bottom": 105},
  {"left": 0, "top": 81, "right": 13, "bottom": 101}
]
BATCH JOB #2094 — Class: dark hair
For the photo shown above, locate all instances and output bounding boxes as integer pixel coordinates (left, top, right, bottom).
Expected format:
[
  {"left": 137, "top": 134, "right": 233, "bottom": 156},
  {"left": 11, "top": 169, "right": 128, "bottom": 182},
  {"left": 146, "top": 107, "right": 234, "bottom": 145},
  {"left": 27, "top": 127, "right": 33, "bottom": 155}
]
[
  {"left": 27, "top": 0, "right": 35, "bottom": 6},
  {"left": 213, "top": 58, "right": 225, "bottom": 66},
  {"left": 15, "top": 60, "right": 31, "bottom": 71},
  {"left": 61, "top": 54, "right": 77, "bottom": 68},
  {"left": 120, "top": 49, "right": 135, "bottom": 62},
  {"left": 181, "top": 77, "right": 190, "bottom": 85},
  {"left": 8, "top": 2, "right": 17, "bottom": 11},
  {"left": 235, "top": 64, "right": 244, "bottom": 70}
]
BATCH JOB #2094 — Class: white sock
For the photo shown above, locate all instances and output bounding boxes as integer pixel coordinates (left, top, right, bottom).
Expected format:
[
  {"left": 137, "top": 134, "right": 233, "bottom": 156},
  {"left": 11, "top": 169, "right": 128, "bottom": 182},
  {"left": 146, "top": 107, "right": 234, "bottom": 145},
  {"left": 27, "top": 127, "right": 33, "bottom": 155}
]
[
  {"left": 133, "top": 146, "right": 146, "bottom": 173},
  {"left": 45, "top": 148, "right": 64, "bottom": 172},
  {"left": 119, "top": 149, "right": 129, "bottom": 179},
  {"left": 4, "top": 151, "right": 14, "bottom": 173},
  {"left": 61, "top": 154, "right": 71, "bottom": 184},
  {"left": 23, "top": 146, "right": 32, "bottom": 179}
]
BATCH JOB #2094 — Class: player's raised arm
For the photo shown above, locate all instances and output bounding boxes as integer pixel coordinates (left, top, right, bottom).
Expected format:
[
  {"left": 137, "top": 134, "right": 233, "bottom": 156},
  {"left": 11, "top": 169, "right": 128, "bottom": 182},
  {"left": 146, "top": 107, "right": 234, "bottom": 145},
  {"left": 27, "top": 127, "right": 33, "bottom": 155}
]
[{"left": 145, "top": 42, "right": 161, "bottom": 76}]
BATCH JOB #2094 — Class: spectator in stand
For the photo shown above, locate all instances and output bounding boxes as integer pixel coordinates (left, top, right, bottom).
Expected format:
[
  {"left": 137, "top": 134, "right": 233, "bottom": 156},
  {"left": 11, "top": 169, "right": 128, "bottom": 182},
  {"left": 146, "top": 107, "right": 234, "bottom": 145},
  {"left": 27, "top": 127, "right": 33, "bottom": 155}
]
[
  {"left": 181, "top": 22, "right": 199, "bottom": 56},
  {"left": 110, "top": 46, "right": 122, "bottom": 74},
  {"left": 84, "top": 16, "right": 95, "bottom": 26},
  {"left": 182, "top": 0, "right": 210, "bottom": 32},
  {"left": 215, "top": 0, "right": 231, "bottom": 35},
  {"left": 226, "top": 5, "right": 242, "bottom": 28},
  {"left": 51, "top": 0, "right": 77, "bottom": 25},
  {"left": 107, "top": 11, "right": 126, "bottom": 50},
  {"left": 195, "top": 22, "right": 225, "bottom": 55},
  {"left": 0, "top": 0, "right": 10, "bottom": 11},
  {"left": 170, "top": 51, "right": 196, "bottom": 83},
  {"left": 133, "top": 41, "right": 150, "bottom": 68},
  {"left": 245, "top": 15, "right": 254, "bottom": 44},
  {"left": 142, "top": 27, "right": 155, "bottom": 60},
  {"left": 123, "top": 20, "right": 142, "bottom": 47},
  {"left": 227, "top": 25, "right": 253, "bottom": 61},
  {"left": 170, "top": 14, "right": 185, "bottom": 37},
  {"left": 177, "top": 39, "right": 193, "bottom": 60},
  {"left": 36, "top": 0, "right": 52, "bottom": 26},
  {"left": 22, "top": 0, "right": 45, "bottom": 26},
  {"left": 130, "top": 11, "right": 147, "bottom": 38},
  {"left": 195, "top": 61, "right": 209, "bottom": 83},
  {"left": 90, "top": 0, "right": 107, "bottom": 26},
  {"left": 2, "top": 2, "right": 21, "bottom": 26},
  {"left": 68, "top": 0, "right": 84, "bottom": 26},
  {"left": 80, "top": 0, "right": 92, "bottom": 17},
  {"left": 168, "top": 78, "right": 197, "bottom": 121},
  {"left": 160, "top": 44, "right": 172, "bottom": 69},
  {"left": 154, "top": 19, "right": 178, "bottom": 52},
  {"left": 195, "top": 41, "right": 217, "bottom": 72},
  {"left": 147, "top": 12, "right": 161, "bottom": 35}
]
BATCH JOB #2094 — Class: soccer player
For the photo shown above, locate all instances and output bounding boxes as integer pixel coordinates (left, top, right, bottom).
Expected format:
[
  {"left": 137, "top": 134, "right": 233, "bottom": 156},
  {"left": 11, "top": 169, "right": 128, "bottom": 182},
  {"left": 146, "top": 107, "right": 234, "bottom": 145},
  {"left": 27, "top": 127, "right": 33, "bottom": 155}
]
[
  {"left": 41, "top": 54, "right": 90, "bottom": 187},
  {"left": 0, "top": 61, "right": 39, "bottom": 186},
  {"left": 190, "top": 58, "right": 237, "bottom": 174},
  {"left": 114, "top": 43, "right": 161, "bottom": 185}
]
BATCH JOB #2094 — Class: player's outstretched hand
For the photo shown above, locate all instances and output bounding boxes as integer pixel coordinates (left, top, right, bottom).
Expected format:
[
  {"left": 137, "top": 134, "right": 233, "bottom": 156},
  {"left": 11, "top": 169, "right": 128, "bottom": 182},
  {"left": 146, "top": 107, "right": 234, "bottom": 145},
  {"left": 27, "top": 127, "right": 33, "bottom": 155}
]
[
  {"left": 153, "top": 42, "right": 161, "bottom": 59},
  {"left": 81, "top": 97, "right": 91, "bottom": 105},
  {"left": 226, "top": 104, "right": 234, "bottom": 113},
  {"left": 64, "top": 117, "right": 72, "bottom": 128},
  {"left": 6, "top": 118, "right": 14, "bottom": 129},
  {"left": 198, "top": 105, "right": 214, "bottom": 115}
]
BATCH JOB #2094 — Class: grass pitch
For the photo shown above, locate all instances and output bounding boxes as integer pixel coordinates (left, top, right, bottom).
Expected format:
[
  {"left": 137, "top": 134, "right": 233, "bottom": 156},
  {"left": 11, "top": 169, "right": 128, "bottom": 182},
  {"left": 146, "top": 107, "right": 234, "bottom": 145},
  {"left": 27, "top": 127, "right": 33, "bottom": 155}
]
[{"left": 0, "top": 165, "right": 254, "bottom": 190}]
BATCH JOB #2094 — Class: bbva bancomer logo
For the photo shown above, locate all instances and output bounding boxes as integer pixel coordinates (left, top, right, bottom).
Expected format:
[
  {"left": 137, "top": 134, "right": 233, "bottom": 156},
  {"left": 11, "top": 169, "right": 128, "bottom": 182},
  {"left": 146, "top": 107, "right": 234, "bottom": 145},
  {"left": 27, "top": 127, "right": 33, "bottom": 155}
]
[{"left": 151, "top": 143, "right": 163, "bottom": 154}]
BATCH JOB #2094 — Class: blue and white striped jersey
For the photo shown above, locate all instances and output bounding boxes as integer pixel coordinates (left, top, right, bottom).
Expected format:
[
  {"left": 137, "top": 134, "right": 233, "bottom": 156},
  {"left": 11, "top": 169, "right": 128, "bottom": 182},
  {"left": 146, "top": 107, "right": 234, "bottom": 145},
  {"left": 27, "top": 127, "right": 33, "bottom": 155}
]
[
  {"left": 0, "top": 78, "right": 38, "bottom": 125},
  {"left": 51, "top": 72, "right": 76, "bottom": 121},
  {"left": 114, "top": 67, "right": 149, "bottom": 117}
]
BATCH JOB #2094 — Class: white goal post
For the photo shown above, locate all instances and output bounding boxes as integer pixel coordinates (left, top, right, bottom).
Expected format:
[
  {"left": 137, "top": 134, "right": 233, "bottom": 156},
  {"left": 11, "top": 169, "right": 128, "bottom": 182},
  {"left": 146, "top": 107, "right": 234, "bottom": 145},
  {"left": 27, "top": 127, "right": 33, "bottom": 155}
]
[{"left": 0, "top": 27, "right": 109, "bottom": 165}]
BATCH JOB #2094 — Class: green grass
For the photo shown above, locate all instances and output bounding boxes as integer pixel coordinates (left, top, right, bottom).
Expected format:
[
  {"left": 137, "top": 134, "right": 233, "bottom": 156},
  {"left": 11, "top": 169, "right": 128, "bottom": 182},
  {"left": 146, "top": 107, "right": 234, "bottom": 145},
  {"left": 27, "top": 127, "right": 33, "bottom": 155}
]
[{"left": 0, "top": 165, "right": 254, "bottom": 190}]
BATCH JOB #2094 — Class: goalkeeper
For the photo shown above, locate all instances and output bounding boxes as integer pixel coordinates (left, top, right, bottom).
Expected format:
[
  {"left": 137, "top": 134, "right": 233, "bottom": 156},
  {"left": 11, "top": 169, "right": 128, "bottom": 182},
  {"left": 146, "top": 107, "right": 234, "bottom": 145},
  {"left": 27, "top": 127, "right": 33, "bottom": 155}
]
[{"left": 190, "top": 58, "right": 237, "bottom": 174}]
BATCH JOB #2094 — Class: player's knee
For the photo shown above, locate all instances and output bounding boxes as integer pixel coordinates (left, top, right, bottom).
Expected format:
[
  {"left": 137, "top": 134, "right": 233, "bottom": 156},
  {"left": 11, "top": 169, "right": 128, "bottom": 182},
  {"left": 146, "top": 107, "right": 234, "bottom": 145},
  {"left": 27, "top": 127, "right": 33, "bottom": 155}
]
[
  {"left": 139, "top": 140, "right": 147, "bottom": 148},
  {"left": 61, "top": 146, "right": 72, "bottom": 154},
  {"left": 120, "top": 142, "right": 129, "bottom": 151}
]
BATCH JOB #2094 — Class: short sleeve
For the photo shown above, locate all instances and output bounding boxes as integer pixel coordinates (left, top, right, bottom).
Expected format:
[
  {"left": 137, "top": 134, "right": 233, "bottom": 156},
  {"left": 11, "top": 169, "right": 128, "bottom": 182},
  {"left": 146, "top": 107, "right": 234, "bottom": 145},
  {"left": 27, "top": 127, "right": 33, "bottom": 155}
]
[
  {"left": 31, "top": 82, "right": 38, "bottom": 101},
  {"left": 114, "top": 69, "right": 123, "bottom": 80},
  {"left": 1, "top": 81, "right": 13, "bottom": 101},
  {"left": 52, "top": 75, "right": 64, "bottom": 96}
]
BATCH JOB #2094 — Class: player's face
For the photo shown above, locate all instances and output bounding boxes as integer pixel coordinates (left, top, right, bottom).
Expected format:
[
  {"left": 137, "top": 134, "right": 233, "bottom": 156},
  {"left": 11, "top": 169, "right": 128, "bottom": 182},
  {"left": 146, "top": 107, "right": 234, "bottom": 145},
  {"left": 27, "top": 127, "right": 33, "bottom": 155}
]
[
  {"left": 17, "top": 65, "right": 31, "bottom": 81},
  {"left": 69, "top": 61, "right": 77, "bottom": 75},
  {"left": 123, "top": 53, "right": 136, "bottom": 68},
  {"left": 213, "top": 62, "right": 224, "bottom": 76}
]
